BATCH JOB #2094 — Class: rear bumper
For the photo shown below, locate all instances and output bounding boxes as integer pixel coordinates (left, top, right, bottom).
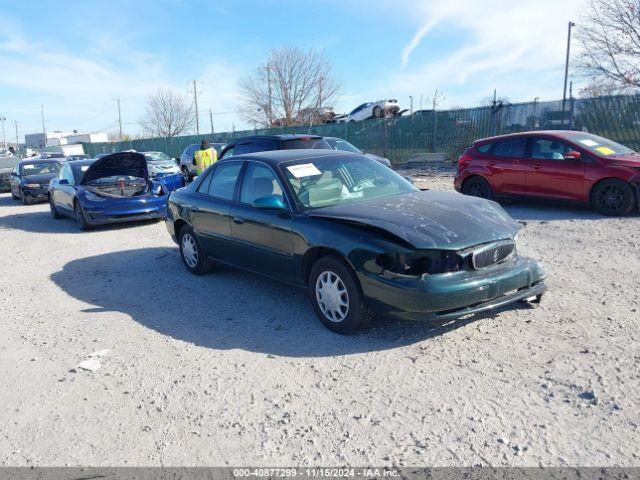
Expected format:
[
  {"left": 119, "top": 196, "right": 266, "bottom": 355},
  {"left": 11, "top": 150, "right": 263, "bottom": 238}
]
[{"left": 360, "top": 255, "right": 547, "bottom": 321}]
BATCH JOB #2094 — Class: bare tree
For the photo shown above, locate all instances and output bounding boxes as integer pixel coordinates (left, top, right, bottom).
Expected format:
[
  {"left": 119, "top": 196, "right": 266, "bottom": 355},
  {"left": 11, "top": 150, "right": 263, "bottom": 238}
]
[
  {"left": 138, "top": 88, "right": 194, "bottom": 138},
  {"left": 239, "top": 47, "right": 340, "bottom": 127},
  {"left": 577, "top": 0, "right": 640, "bottom": 88}
]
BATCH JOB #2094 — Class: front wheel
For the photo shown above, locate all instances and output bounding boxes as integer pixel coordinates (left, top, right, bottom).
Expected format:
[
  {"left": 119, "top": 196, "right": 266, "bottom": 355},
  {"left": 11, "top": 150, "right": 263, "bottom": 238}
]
[
  {"left": 179, "top": 225, "right": 212, "bottom": 275},
  {"left": 19, "top": 188, "right": 30, "bottom": 205},
  {"left": 308, "top": 255, "right": 368, "bottom": 334},
  {"left": 49, "top": 194, "right": 61, "bottom": 219},
  {"left": 461, "top": 176, "right": 492, "bottom": 199},
  {"left": 591, "top": 179, "right": 635, "bottom": 216},
  {"left": 74, "top": 201, "right": 91, "bottom": 231}
]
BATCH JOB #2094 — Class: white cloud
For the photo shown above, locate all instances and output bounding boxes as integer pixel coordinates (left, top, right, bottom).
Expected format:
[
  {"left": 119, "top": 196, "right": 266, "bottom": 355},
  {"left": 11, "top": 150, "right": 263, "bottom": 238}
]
[{"left": 359, "top": 0, "right": 585, "bottom": 111}]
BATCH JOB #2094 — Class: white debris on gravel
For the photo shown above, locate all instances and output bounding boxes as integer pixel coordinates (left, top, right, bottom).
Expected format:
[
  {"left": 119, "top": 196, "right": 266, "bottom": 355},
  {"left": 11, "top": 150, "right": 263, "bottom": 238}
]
[
  {"left": 73, "top": 358, "right": 102, "bottom": 373},
  {"left": 88, "top": 349, "right": 111, "bottom": 358}
]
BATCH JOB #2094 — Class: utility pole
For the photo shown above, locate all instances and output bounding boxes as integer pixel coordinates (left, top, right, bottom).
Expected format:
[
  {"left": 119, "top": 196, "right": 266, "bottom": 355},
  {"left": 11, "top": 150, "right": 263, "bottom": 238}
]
[
  {"left": 569, "top": 81, "right": 575, "bottom": 129},
  {"left": 209, "top": 108, "right": 214, "bottom": 135},
  {"left": 116, "top": 98, "right": 123, "bottom": 141},
  {"left": 561, "top": 21, "right": 576, "bottom": 128},
  {"left": 409, "top": 96, "right": 413, "bottom": 115},
  {"left": 266, "top": 63, "right": 273, "bottom": 127},
  {"left": 14, "top": 120, "right": 19, "bottom": 153},
  {"left": 192, "top": 80, "right": 200, "bottom": 135},
  {"left": 0, "top": 116, "right": 5, "bottom": 152},
  {"left": 41, "top": 105, "right": 47, "bottom": 149}
]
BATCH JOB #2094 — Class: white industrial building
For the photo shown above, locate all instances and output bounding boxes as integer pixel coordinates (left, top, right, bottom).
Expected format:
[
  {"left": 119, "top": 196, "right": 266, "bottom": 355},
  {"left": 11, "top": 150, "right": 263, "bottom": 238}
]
[{"left": 24, "top": 131, "right": 108, "bottom": 149}]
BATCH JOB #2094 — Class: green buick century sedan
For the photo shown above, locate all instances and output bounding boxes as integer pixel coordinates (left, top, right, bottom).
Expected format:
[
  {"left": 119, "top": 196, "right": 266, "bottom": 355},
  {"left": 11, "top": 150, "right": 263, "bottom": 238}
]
[{"left": 165, "top": 149, "right": 546, "bottom": 334}]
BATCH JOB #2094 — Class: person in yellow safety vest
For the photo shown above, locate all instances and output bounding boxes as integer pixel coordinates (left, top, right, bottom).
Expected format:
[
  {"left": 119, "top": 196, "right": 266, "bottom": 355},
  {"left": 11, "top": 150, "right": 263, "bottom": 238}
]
[{"left": 192, "top": 139, "right": 218, "bottom": 175}]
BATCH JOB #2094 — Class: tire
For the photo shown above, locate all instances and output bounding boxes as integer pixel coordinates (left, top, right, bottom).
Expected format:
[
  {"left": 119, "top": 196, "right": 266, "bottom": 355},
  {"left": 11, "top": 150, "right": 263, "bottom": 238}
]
[
  {"left": 49, "top": 194, "right": 61, "bottom": 219},
  {"left": 181, "top": 166, "right": 192, "bottom": 182},
  {"left": 74, "top": 201, "right": 91, "bottom": 231},
  {"left": 11, "top": 191, "right": 19, "bottom": 200},
  {"left": 591, "top": 179, "right": 635, "bottom": 216},
  {"left": 461, "top": 176, "right": 492, "bottom": 199},
  {"left": 308, "top": 255, "right": 369, "bottom": 334},
  {"left": 373, "top": 106, "right": 383, "bottom": 118},
  {"left": 19, "top": 188, "right": 30, "bottom": 205},
  {"left": 179, "top": 225, "right": 212, "bottom": 275}
]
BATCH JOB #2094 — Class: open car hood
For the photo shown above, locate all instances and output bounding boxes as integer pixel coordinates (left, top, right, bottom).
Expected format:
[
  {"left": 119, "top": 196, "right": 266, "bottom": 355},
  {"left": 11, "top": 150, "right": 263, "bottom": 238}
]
[
  {"left": 308, "top": 190, "right": 521, "bottom": 250},
  {"left": 81, "top": 152, "right": 148, "bottom": 185}
]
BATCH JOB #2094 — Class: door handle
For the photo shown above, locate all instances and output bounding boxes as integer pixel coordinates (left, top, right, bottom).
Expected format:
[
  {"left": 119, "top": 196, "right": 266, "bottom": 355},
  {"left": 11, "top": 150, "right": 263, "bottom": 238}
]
[
  {"left": 232, "top": 216, "right": 245, "bottom": 224},
  {"left": 487, "top": 161, "right": 495, "bottom": 167},
  {"left": 191, "top": 206, "right": 201, "bottom": 212},
  {"left": 532, "top": 164, "right": 541, "bottom": 170}
]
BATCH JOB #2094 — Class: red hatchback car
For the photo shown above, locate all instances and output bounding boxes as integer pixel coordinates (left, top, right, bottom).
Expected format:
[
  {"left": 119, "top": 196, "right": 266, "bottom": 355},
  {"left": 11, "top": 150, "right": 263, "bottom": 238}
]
[{"left": 454, "top": 131, "right": 640, "bottom": 216}]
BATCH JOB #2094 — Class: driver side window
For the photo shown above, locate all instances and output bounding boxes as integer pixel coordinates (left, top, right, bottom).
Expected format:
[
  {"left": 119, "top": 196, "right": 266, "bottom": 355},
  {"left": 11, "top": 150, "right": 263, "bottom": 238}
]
[{"left": 61, "top": 164, "right": 75, "bottom": 185}]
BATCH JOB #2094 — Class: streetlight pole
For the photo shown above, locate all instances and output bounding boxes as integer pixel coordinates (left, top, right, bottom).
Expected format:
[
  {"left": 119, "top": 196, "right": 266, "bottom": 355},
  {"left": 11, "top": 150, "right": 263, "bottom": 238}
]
[
  {"left": 561, "top": 21, "right": 576, "bottom": 128},
  {"left": 409, "top": 95, "right": 413, "bottom": 115},
  {"left": 116, "top": 98, "right": 123, "bottom": 141}
]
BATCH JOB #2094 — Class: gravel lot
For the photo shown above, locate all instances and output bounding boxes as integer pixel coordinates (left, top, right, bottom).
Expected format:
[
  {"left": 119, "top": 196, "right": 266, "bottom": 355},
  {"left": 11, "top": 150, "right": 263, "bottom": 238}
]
[{"left": 0, "top": 172, "right": 639, "bottom": 467}]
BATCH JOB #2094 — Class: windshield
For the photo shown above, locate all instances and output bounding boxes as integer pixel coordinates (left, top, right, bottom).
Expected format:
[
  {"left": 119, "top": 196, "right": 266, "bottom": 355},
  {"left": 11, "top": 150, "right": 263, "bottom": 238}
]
[
  {"left": 144, "top": 152, "right": 174, "bottom": 163},
  {"left": 282, "top": 138, "right": 332, "bottom": 150},
  {"left": 20, "top": 162, "right": 61, "bottom": 175},
  {"left": 282, "top": 155, "right": 416, "bottom": 209},
  {"left": 566, "top": 133, "right": 635, "bottom": 156},
  {"left": 325, "top": 138, "right": 362, "bottom": 154}
]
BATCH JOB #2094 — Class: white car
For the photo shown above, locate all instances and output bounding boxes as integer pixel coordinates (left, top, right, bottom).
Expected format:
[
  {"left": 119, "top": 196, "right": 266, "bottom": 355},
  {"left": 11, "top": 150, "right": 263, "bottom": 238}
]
[{"left": 338, "top": 99, "right": 400, "bottom": 122}]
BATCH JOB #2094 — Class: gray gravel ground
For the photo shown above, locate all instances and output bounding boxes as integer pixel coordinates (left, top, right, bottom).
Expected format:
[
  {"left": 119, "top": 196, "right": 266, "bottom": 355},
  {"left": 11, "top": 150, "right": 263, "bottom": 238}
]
[{"left": 0, "top": 172, "right": 639, "bottom": 467}]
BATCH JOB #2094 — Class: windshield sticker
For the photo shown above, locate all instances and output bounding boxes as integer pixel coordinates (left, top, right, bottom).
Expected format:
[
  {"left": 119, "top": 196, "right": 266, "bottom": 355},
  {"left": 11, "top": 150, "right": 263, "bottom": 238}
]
[
  {"left": 287, "top": 163, "right": 322, "bottom": 178},
  {"left": 81, "top": 166, "right": 90, "bottom": 171},
  {"left": 23, "top": 164, "right": 36, "bottom": 169},
  {"left": 579, "top": 139, "right": 599, "bottom": 147},
  {"left": 595, "top": 146, "right": 615, "bottom": 155}
]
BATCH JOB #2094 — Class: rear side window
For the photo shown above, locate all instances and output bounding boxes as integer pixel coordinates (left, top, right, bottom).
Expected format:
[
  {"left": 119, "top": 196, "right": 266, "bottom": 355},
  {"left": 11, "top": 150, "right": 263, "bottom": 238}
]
[
  {"left": 202, "top": 162, "right": 243, "bottom": 200},
  {"left": 234, "top": 140, "right": 276, "bottom": 155},
  {"left": 282, "top": 138, "right": 331, "bottom": 150},
  {"left": 475, "top": 143, "right": 492, "bottom": 154},
  {"left": 493, "top": 139, "right": 526, "bottom": 158}
]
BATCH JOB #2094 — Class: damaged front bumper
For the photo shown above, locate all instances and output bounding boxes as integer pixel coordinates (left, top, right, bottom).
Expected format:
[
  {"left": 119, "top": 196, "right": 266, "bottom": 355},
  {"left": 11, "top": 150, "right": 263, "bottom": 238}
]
[
  {"left": 82, "top": 196, "right": 167, "bottom": 226},
  {"left": 359, "top": 255, "right": 547, "bottom": 321}
]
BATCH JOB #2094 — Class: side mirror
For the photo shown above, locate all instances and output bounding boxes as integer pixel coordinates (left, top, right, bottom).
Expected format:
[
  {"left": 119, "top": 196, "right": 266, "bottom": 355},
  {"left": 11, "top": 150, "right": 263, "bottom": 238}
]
[
  {"left": 10, "top": 171, "right": 18, "bottom": 176},
  {"left": 59, "top": 179, "right": 69, "bottom": 185},
  {"left": 564, "top": 151, "right": 581, "bottom": 160},
  {"left": 253, "top": 195, "right": 287, "bottom": 210}
]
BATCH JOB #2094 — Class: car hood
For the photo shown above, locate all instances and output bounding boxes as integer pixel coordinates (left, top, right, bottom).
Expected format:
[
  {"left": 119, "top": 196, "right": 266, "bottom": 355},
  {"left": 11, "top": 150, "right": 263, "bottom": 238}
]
[
  {"left": 81, "top": 152, "right": 148, "bottom": 185},
  {"left": 23, "top": 173, "right": 58, "bottom": 183},
  {"left": 307, "top": 190, "right": 521, "bottom": 250},
  {"left": 604, "top": 154, "right": 640, "bottom": 168}
]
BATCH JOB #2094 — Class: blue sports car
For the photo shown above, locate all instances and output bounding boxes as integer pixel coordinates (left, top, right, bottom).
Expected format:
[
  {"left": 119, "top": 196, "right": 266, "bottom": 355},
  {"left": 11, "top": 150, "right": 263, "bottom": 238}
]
[{"left": 48, "top": 152, "right": 169, "bottom": 230}]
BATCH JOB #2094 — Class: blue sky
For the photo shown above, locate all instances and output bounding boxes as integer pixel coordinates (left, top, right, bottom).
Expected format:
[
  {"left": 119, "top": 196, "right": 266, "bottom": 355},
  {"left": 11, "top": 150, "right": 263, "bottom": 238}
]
[{"left": 0, "top": 0, "right": 585, "bottom": 140}]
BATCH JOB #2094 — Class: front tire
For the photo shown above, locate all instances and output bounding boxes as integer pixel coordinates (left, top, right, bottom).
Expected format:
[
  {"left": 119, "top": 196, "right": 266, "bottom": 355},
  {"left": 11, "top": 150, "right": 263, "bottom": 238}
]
[
  {"left": 74, "top": 201, "right": 91, "bottom": 231},
  {"left": 591, "top": 179, "right": 635, "bottom": 216},
  {"left": 179, "top": 225, "right": 212, "bottom": 275},
  {"left": 19, "top": 188, "right": 30, "bottom": 205},
  {"left": 373, "top": 106, "right": 383, "bottom": 118},
  {"left": 308, "top": 255, "right": 368, "bottom": 334},
  {"left": 461, "top": 176, "right": 492, "bottom": 199},
  {"left": 49, "top": 194, "right": 61, "bottom": 219}
]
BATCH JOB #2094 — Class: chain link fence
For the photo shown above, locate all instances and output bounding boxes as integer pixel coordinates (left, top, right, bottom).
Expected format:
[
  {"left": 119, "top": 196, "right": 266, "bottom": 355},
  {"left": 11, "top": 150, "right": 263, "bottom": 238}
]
[{"left": 83, "top": 94, "right": 640, "bottom": 164}]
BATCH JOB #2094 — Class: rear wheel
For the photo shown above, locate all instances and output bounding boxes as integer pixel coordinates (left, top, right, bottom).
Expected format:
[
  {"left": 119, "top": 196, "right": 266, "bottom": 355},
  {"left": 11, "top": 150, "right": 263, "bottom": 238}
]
[
  {"left": 308, "top": 255, "right": 368, "bottom": 334},
  {"left": 591, "top": 179, "right": 635, "bottom": 216},
  {"left": 74, "top": 201, "right": 91, "bottom": 231},
  {"left": 179, "top": 225, "right": 212, "bottom": 275},
  {"left": 462, "top": 176, "right": 492, "bottom": 199},
  {"left": 49, "top": 194, "right": 61, "bottom": 219}
]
